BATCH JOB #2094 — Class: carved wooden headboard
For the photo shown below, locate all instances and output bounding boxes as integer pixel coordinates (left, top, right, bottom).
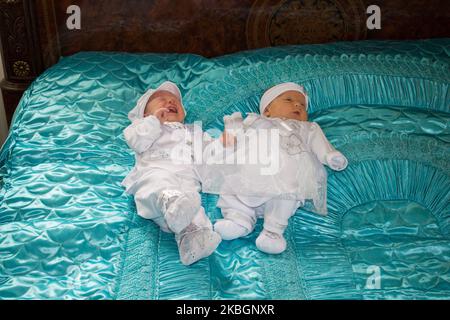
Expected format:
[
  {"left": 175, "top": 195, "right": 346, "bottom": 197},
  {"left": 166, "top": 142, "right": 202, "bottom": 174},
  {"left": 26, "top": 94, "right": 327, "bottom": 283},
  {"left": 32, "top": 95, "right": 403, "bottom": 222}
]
[{"left": 1, "top": 0, "right": 449, "bottom": 125}]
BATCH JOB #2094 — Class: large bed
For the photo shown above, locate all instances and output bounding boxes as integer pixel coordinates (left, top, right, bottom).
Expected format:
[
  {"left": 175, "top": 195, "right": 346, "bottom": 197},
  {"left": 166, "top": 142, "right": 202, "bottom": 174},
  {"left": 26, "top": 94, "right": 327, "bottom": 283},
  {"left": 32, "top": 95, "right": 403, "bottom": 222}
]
[{"left": 0, "top": 1, "right": 449, "bottom": 300}]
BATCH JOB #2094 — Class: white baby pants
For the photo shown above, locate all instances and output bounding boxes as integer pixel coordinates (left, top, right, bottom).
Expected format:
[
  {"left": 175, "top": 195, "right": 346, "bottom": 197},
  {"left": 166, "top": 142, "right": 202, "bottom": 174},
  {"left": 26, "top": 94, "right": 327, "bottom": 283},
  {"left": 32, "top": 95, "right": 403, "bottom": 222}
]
[
  {"left": 133, "top": 168, "right": 202, "bottom": 230},
  {"left": 217, "top": 195, "right": 301, "bottom": 235}
]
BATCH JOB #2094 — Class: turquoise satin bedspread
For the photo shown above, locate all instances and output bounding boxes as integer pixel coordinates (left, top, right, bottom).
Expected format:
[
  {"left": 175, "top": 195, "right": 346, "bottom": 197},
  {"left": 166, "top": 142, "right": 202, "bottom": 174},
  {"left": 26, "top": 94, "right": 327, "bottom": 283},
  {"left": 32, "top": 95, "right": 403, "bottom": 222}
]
[{"left": 0, "top": 39, "right": 449, "bottom": 299}]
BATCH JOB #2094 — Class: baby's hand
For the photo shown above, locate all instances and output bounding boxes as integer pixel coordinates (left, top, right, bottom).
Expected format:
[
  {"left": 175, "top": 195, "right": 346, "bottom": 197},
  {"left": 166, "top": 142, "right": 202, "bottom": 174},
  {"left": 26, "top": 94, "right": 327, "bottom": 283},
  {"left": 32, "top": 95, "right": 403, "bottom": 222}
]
[
  {"left": 326, "top": 151, "right": 348, "bottom": 171},
  {"left": 152, "top": 108, "right": 170, "bottom": 123},
  {"left": 222, "top": 112, "right": 243, "bottom": 148},
  {"left": 220, "top": 130, "right": 237, "bottom": 148},
  {"left": 224, "top": 112, "right": 243, "bottom": 129}
]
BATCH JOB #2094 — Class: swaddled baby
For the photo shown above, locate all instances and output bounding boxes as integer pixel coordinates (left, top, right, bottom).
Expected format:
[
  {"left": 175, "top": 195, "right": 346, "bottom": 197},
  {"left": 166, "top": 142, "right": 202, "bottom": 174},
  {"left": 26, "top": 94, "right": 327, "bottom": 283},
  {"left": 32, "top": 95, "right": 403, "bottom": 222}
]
[
  {"left": 122, "top": 81, "right": 221, "bottom": 265},
  {"left": 213, "top": 82, "right": 348, "bottom": 254}
]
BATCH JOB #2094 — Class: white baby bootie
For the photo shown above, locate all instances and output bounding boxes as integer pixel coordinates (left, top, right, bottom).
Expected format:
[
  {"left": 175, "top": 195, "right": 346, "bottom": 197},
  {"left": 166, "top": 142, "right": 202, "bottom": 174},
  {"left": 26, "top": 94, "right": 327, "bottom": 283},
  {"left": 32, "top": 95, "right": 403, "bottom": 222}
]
[
  {"left": 214, "top": 219, "right": 250, "bottom": 240},
  {"left": 158, "top": 190, "right": 200, "bottom": 234},
  {"left": 177, "top": 226, "right": 222, "bottom": 266},
  {"left": 256, "top": 229, "right": 287, "bottom": 254}
]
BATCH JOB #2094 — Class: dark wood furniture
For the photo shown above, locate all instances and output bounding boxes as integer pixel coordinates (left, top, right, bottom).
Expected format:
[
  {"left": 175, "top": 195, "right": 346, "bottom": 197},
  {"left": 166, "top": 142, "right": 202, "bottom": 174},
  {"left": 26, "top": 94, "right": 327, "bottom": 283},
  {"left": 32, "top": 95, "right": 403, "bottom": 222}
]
[{"left": 1, "top": 0, "right": 449, "bottom": 126}]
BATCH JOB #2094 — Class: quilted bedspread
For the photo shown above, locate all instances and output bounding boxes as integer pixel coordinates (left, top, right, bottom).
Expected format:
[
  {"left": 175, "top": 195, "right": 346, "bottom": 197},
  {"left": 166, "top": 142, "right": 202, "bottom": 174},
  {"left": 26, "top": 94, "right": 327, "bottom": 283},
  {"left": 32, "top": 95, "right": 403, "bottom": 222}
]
[{"left": 0, "top": 39, "right": 449, "bottom": 299}]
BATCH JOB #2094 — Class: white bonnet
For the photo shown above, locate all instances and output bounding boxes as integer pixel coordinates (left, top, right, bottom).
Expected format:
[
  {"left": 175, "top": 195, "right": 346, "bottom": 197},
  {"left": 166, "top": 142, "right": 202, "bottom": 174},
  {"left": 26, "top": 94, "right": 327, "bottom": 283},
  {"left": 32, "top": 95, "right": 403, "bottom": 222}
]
[
  {"left": 259, "top": 82, "right": 308, "bottom": 114},
  {"left": 128, "top": 81, "right": 185, "bottom": 121}
]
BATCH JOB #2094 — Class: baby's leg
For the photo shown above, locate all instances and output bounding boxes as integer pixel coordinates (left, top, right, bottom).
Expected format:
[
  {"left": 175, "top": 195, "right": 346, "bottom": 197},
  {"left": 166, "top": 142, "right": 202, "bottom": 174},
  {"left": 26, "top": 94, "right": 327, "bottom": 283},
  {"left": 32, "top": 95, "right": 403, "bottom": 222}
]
[
  {"left": 158, "top": 188, "right": 201, "bottom": 234},
  {"left": 256, "top": 199, "right": 300, "bottom": 254},
  {"left": 134, "top": 170, "right": 200, "bottom": 234},
  {"left": 214, "top": 195, "right": 258, "bottom": 240},
  {"left": 152, "top": 216, "right": 171, "bottom": 233},
  {"left": 175, "top": 207, "right": 221, "bottom": 265}
]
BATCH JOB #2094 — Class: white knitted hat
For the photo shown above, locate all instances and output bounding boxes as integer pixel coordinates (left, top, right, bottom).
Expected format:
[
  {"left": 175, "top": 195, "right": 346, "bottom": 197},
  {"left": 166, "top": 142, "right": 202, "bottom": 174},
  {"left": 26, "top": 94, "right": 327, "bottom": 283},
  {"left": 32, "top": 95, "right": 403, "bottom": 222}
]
[
  {"left": 128, "top": 81, "right": 185, "bottom": 121},
  {"left": 259, "top": 82, "right": 308, "bottom": 115}
]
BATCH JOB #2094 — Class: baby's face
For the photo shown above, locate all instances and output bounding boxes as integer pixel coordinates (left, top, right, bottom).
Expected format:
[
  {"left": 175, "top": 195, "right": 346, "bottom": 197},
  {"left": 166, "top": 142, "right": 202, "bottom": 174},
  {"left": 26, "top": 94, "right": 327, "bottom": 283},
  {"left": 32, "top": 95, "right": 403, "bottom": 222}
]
[
  {"left": 263, "top": 91, "right": 308, "bottom": 121},
  {"left": 144, "top": 91, "right": 185, "bottom": 122}
]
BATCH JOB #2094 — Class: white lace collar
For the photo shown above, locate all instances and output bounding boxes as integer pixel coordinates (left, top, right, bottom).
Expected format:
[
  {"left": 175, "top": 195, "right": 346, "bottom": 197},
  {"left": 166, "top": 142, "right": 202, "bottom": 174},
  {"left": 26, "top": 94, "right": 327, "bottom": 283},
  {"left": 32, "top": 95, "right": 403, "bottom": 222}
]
[{"left": 163, "top": 121, "right": 185, "bottom": 130}]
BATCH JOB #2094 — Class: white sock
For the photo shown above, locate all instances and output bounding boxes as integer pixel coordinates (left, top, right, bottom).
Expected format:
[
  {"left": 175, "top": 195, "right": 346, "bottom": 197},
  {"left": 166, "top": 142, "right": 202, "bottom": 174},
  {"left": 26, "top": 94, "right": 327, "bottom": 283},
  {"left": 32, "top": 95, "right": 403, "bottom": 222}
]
[
  {"left": 214, "top": 219, "right": 251, "bottom": 240},
  {"left": 256, "top": 229, "right": 287, "bottom": 254}
]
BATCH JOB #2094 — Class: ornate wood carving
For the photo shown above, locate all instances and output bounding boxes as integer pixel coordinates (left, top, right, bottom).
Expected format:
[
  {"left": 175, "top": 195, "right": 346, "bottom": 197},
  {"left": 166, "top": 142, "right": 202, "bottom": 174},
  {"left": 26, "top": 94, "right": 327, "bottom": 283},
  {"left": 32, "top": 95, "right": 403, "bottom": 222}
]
[
  {"left": 0, "top": 0, "right": 42, "bottom": 80},
  {"left": 0, "top": 0, "right": 44, "bottom": 125},
  {"left": 247, "top": 0, "right": 367, "bottom": 48}
]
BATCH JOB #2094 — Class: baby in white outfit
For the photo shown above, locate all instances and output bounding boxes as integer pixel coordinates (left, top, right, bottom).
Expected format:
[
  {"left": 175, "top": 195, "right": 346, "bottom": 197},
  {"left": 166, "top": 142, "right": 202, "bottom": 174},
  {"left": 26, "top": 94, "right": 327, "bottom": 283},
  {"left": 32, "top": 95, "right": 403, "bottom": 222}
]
[
  {"left": 122, "top": 81, "right": 221, "bottom": 265},
  {"left": 213, "top": 82, "right": 348, "bottom": 254}
]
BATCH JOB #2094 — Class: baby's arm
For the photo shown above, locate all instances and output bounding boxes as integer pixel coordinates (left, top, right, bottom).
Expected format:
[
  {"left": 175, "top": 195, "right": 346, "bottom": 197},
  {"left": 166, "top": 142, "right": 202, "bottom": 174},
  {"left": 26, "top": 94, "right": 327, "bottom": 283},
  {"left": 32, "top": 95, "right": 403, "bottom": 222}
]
[
  {"left": 200, "top": 112, "right": 243, "bottom": 164},
  {"left": 308, "top": 123, "right": 348, "bottom": 171},
  {"left": 123, "top": 115, "right": 162, "bottom": 154},
  {"left": 221, "top": 112, "right": 244, "bottom": 147},
  {"left": 221, "top": 112, "right": 265, "bottom": 146}
]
